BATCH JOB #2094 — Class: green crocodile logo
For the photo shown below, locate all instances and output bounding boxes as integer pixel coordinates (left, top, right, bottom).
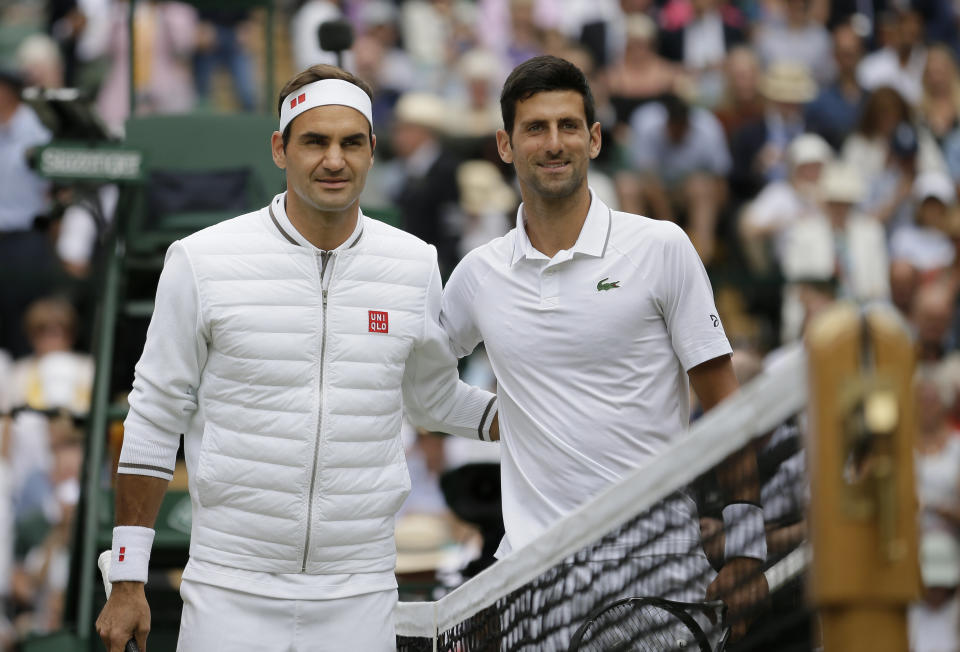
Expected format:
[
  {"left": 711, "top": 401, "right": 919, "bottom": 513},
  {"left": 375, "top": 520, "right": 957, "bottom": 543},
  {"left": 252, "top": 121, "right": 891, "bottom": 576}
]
[{"left": 597, "top": 278, "right": 621, "bottom": 291}]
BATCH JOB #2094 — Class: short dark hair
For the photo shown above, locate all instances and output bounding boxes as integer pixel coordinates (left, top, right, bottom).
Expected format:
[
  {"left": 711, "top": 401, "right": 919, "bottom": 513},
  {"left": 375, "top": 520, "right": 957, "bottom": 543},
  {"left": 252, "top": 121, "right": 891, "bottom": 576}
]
[
  {"left": 499, "top": 55, "right": 596, "bottom": 136},
  {"left": 277, "top": 65, "right": 374, "bottom": 149}
]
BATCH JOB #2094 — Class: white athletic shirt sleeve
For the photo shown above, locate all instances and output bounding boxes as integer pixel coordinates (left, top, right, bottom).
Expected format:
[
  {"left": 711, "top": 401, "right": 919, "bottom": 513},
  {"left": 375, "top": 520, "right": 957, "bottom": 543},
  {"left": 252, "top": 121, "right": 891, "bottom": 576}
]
[
  {"left": 438, "top": 249, "right": 484, "bottom": 359},
  {"left": 402, "top": 253, "right": 496, "bottom": 441},
  {"left": 119, "top": 242, "right": 208, "bottom": 480},
  {"left": 656, "top": 223, "right": 731, "bottom": 371}
]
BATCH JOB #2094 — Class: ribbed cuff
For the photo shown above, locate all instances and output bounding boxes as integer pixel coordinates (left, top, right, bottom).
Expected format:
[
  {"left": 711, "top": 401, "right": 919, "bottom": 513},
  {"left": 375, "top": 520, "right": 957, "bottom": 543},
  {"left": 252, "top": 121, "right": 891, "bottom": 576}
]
[
  {"left": 478, "top": 397, "right": 497, "bottom": 442},
  {"left": 108, "top": 526, "right": 155, "bottom": 583}
]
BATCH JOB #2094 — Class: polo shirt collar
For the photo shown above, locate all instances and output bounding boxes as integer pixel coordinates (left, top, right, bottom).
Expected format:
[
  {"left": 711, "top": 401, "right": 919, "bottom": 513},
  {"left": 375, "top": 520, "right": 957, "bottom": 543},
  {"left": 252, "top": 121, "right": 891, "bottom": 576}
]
[
  {"left": 510, "top": 188, "right": 611, "bottom": 266},
  {"left": 268, "top": 192, "right": 364, "bottom": 251}
]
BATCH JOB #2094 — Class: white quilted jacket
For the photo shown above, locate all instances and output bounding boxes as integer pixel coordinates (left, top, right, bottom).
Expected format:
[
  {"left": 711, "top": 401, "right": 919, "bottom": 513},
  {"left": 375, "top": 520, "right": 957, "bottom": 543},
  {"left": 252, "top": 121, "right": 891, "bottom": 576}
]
[{"left": 119, "top": 195, "right": 496, "bottom": 575}]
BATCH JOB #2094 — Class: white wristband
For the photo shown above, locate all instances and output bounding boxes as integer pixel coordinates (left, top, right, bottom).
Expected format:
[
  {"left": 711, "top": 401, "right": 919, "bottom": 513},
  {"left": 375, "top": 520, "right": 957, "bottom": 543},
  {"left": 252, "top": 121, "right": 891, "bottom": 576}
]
[
  {"left": 108, "top": 526, "right": 155, "bottom": 583},
  {"left": 722, "top": 503, "right": 767, "bottom": 561}
]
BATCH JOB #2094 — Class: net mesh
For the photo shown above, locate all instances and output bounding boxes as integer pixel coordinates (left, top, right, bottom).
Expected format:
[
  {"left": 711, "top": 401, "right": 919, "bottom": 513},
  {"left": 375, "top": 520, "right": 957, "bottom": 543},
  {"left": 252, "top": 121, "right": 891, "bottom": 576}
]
[{"left": 395, "top": 345, "right": 813, "bottom": 652}]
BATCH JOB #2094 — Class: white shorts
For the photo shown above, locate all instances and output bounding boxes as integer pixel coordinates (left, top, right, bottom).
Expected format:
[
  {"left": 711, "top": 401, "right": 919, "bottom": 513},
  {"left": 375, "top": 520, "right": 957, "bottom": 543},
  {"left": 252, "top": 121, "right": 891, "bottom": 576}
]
[{"left": 176, "top": 578, "right": 397, "bottom": 652}]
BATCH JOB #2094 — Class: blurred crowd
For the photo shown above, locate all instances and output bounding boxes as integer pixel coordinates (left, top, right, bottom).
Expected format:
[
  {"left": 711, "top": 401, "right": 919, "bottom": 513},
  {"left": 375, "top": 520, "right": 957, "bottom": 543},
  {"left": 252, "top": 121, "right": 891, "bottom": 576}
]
[{"left": 5, "top": 0, "right": 960, "bottom": 648}]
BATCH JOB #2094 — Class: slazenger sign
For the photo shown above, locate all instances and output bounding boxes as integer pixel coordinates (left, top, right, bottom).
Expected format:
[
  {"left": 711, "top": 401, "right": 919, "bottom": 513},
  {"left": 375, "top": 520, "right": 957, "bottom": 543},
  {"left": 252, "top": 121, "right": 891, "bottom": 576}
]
[{"left": 38, "top": 146, "right": 142, "bottom": 181}]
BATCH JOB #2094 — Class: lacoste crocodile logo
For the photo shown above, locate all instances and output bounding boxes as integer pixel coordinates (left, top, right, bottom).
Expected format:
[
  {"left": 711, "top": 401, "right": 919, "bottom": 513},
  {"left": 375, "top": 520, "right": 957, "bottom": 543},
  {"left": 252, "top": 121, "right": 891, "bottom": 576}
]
[{"left": 597, "top": 278, "right": 621, "bottom": 291}]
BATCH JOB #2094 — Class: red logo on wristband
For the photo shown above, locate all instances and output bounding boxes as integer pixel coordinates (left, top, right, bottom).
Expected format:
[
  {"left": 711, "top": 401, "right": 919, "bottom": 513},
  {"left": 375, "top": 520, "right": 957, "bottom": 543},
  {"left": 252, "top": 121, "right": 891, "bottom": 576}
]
[{"left": 118, "top": 547, "right": 125, "bottom": 562}]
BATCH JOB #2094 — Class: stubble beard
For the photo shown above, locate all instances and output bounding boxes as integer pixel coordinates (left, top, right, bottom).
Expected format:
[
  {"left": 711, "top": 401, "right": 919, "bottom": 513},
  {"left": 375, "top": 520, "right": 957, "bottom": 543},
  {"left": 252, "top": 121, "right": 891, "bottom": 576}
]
[{"left": 525, "top": 163, "right": 585, "bottom": 201}]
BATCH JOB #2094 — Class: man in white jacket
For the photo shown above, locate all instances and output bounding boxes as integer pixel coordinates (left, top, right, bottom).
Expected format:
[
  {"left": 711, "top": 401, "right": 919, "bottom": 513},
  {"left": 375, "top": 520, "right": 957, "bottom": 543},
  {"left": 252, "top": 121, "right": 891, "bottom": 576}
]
[{"left": 96, "top": 65, "right": 498, "bottom": 652}]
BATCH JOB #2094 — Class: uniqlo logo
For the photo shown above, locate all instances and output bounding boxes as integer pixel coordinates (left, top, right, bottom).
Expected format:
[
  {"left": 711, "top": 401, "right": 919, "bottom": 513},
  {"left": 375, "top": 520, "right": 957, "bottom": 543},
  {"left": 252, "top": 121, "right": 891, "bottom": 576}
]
[
  {"left": 118, "top": 547, "right": 126, "bottom": 562},
  {"left": 289, "top": 92, "right": 306, "bottom": 109},
  {"left": 369, "top": 310, "right": 389, "bottom": 333}
]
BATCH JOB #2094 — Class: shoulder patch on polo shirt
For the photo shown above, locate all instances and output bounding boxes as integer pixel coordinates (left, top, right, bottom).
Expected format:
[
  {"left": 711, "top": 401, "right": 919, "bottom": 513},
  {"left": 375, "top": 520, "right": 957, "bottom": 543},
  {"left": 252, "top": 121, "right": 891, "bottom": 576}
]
[{"left": 596, "top": 277, "right": 621, "bottom": 291}]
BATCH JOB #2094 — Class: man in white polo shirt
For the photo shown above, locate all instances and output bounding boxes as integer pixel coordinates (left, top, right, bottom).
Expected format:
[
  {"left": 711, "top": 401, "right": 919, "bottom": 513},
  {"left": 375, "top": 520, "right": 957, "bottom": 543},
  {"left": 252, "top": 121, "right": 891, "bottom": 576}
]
[{"left": 441, "top": 55, "right": 767, "bottom": 640}]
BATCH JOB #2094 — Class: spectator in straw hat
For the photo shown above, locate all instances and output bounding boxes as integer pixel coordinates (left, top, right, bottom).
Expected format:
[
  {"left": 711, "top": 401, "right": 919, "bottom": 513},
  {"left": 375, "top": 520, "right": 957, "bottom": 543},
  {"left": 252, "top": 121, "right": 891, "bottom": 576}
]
[
  {"left": 455, "top": 160, "right": 516, "bottom": 258},
  {"left": 740, "top": 133, "right": 833, "bottom": 277},
  {"left": 729, "top": 61, "right": 817, "bottom": 202},
  {"left": 390, "top": 92, "right": 463, "bottom": 275},
  {"left": 777, "top": 161, "right": 890, "bottom": 340}
]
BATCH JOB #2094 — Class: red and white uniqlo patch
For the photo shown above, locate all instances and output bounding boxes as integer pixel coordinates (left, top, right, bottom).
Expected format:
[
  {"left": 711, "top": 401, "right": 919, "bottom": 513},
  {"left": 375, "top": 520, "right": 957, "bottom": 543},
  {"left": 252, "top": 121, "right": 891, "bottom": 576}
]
[
  {"left": 118, "top": 547, "right": 126, "bottom": 562},
  {"left": 289, "top": 92, "right": 306, "bottom": 109},
  {"left": 369, "top": 310, "right": 389, "bottom": 333}
]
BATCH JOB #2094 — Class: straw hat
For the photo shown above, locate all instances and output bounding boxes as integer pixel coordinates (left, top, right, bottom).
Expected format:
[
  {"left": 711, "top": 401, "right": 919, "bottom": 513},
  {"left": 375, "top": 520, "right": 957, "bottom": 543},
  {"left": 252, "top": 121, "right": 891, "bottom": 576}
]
[
  {"left": 759, "top": 62, "right": 817, "bottom": 104},
  {"left": 820, "top": 162, "right": 864, "bottom": 204},
  {"left": 625, "top": 14, "right": 657, "bottom": 41},
  {"left": 787, "top": 133, "right": 833, "bottom": 169},
  {"left": 395, "top": 513, "right": 454, "bottom": 574},
  {"left": 458, "top": 160, "right": 516, "bottom": 215},
  {"left": 393, "top": 92, "right": 449, "bottom": 131}
]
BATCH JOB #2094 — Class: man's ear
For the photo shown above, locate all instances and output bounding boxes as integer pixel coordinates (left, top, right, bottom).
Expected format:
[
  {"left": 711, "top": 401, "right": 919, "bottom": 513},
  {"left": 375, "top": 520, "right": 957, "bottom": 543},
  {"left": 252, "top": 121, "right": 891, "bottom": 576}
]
[
  {"left": 370, "top": 133, "right": 377, "bottom": 163},
  {"left": 496, "top": 129, "right": 514, "bottom": 164},
  {"left": 271, "top": 131, "right": 287, "bottom": 170},
  {"left": 588, "top": 121, "right": 602, "bottom": 160}
]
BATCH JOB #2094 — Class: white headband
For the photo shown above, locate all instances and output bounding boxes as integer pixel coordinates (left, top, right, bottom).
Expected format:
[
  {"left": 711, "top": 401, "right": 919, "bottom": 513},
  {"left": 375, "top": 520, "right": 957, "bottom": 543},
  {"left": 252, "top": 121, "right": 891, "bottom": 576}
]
[{"left": 278, "top": 78, "right": 373, "bottom": 134}]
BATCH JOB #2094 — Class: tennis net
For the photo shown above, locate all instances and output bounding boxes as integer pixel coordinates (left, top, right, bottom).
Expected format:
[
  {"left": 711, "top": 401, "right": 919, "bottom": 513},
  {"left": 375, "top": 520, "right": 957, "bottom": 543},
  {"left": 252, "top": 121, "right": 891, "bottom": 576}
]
[{"left": 396, "top": 343, "right": 813, "bottom": 651}]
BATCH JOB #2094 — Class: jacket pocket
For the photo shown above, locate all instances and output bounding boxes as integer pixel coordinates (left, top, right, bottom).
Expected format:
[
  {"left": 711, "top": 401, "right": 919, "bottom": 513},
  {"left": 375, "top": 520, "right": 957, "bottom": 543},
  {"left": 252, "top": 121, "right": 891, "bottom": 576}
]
[{"left": 193, "top": 421, "right": 219, "bottom": 508}]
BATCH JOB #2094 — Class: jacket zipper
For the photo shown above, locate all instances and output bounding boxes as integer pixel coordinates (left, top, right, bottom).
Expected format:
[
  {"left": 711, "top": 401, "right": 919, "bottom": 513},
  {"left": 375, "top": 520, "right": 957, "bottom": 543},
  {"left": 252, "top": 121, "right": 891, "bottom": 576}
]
[{"left": 302, "top": 250, "right": 335, "bottom": 572}]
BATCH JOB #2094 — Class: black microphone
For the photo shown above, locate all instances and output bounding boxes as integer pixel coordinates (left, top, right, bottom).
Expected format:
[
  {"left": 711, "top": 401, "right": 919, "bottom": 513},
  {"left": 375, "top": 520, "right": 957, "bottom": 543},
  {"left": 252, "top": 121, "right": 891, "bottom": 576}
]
[{"left": 318, "top": 19, "right": 354, "bottom": 68}]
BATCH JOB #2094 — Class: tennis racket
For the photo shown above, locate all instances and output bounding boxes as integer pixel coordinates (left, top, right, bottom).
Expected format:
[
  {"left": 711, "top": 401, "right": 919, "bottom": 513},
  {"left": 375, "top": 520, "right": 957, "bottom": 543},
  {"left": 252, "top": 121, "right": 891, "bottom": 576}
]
[
  {"left": 568, "top": 597, "right": 726, "bottom": 652},
  {"left": 567, "top": 544, "right": 810, "bottom": 652},
  {"left": 97, "top": 550, "right": 143, "bottom": 652}
]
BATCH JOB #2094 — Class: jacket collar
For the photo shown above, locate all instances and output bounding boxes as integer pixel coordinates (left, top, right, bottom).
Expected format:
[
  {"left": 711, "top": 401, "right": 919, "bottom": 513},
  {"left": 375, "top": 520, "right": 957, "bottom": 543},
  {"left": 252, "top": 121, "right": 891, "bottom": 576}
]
[{"left": 268, "top": 192, "right": 364, "bottom": 251}]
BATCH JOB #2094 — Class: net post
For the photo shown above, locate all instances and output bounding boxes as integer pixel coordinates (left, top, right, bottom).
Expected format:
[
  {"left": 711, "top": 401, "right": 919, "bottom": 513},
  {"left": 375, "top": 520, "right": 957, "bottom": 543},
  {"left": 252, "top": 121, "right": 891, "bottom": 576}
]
[{"left": 806, "top": 303, "right": 920, "bottom": 651}]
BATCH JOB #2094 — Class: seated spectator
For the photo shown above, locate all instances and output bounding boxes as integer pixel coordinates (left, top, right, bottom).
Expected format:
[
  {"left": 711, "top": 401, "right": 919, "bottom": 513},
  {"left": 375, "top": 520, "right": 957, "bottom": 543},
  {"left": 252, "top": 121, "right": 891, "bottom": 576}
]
[
  {"left": 913, "top": 282, "right": 958, "bottom": 362},
  {"left": 805, "top": 23, "right": 867, "bottom": 150},
  {"left": 9, "top": 297, "right": 93, "bottom": 416},
  {"left": 454, "top": 160, "right": 516, "bottom": 259},
  {"left": 0, "top": 66, "right": 57, "bottom": 358},
  {"left": 446, "top": 49, "right": 505, "bottom": 139},
  {"left": 658, "top": 0, "right": 746, "bottom": 107},
  {"left": 842, "top": 87, "right": 916, "bottom": 182},
  {"left": 622, "top": 93, "right": 731, "bottom": 263},
  {"left": 389, "top": 93, "right": 462, "bottom": 275},
  {"left": 890, "top": 172, "right": 957, "bottom": 275},
  {"left": 910, "top": 531, "right": 960, "bottom": 652},
  {"left": 88, "top": 0, "right": 199, "bottom": 134},
  {"left": 755, "top": 0, "right": 834, "bottom": 85},
  {"left": 781, "top": 162, "right": 890, "bottom": 303},
  {"left": 192, "top": 8, "right": 257, "bottom": 112},
  {"left": 857, "top": 8, "right": 927, "bottom": 106},
  {"left": 920, "top": 44, "right": 960, "bottom": 144},
  {"left": 606, "top": 15, "right": 682, "bottom": 125},
  {"left": 729, "top": 62, "right": 817, "bottom": 202},
  {"left": 713, "top": 46, "right": 764, "bottom": 142},
  {"left": 739, "top": 133, "right": 832, "bottom": 275}
]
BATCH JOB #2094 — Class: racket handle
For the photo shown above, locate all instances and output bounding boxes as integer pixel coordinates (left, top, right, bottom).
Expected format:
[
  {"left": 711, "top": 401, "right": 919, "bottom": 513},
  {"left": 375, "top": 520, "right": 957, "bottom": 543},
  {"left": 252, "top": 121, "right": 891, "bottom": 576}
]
[{"left": 125, "top": 638, "right": 140, "bottom": 652}]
